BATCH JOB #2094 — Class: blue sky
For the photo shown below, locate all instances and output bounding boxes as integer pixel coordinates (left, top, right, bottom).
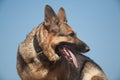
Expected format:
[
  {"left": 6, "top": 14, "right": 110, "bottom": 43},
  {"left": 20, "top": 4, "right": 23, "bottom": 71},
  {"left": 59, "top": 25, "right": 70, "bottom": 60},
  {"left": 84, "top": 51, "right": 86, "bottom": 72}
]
[{"left": 0, "top": 0, "right": 120, "bottom": 80}]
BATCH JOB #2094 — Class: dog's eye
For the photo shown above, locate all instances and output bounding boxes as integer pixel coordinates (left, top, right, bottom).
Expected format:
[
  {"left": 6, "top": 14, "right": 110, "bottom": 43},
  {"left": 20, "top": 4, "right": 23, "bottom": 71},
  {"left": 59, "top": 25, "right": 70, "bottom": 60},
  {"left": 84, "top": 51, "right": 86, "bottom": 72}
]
[{"left": 69, "top": 32, "right": 75, "bottom": 37}]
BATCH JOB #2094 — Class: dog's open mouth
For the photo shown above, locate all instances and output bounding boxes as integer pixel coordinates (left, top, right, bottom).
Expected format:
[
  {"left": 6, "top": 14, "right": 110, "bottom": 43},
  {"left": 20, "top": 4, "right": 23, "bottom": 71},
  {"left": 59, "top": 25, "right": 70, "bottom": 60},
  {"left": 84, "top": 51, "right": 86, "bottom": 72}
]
[
  {"left": 59, "top": 46, "right": 78, "bottom": 68},
  {"left": 56, "top": 43, "right": 78, "bottom": 68}
]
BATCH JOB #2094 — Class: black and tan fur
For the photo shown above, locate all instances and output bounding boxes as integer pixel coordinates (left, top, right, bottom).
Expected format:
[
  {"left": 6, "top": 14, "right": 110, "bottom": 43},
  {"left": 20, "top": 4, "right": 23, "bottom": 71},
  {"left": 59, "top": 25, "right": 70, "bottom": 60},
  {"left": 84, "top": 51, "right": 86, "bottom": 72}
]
[{"left": 17, "top": 5, "right": 107, "bottom": 80}]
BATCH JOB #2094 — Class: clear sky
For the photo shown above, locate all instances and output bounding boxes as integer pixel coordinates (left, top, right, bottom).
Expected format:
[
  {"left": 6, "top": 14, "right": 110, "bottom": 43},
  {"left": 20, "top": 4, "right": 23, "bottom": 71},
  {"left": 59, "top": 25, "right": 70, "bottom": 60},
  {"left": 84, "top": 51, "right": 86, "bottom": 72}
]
[{"left": 0, "top": 0, "right": 120, "bottom": 80}]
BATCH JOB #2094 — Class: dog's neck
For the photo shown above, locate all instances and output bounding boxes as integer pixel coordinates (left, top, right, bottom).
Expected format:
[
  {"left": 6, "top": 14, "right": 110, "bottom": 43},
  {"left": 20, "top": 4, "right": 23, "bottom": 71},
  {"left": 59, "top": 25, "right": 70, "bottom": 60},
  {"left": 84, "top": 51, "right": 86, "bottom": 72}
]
[
  {"left": 33, "top": 34, "right": 43, "bottom": 56},
  {"left": 33, "top": 35, "right": 60, "bottom": 65}
]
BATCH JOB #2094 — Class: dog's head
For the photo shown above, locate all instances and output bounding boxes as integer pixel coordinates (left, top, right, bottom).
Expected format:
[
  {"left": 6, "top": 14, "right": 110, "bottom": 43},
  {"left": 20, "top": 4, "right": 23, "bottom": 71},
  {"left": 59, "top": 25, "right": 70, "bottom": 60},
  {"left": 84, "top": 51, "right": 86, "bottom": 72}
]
[
  {"left": 37, "top": 5, "right": 90, "bottom": 68},
  {"left": 43, "top": 5, "right": 90, "bottom": 51}
]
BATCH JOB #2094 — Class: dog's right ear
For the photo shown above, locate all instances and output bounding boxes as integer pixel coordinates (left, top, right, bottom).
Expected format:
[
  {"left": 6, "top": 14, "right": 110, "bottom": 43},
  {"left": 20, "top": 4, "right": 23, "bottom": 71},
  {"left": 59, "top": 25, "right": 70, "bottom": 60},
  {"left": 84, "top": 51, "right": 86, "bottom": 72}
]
[{"left": 44, "top": 5, "right": 56, "bottom": 26}]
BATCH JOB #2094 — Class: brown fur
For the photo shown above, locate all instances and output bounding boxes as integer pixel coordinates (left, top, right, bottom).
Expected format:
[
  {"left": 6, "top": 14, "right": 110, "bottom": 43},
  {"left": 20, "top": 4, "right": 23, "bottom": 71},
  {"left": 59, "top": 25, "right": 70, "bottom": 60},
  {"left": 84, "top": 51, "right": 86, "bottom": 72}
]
[{"left": 17, "top": 5, "right": 107, "bottom": 80}]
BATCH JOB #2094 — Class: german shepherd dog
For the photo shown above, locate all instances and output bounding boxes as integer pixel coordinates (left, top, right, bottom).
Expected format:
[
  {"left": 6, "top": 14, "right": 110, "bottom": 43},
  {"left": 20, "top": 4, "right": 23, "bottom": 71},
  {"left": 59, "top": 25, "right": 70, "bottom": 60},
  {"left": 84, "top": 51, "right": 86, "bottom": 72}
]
[{"left": 17, "top": 5, "right": 107, "bottom": 80}]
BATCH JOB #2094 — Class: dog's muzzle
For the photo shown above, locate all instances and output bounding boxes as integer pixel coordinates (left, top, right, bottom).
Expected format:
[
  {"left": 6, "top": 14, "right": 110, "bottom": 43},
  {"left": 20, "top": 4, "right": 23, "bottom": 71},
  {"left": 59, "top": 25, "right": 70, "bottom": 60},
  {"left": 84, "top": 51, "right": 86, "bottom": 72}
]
[{"left": 55, "top": 42, "right": 90, "bottom": 68}]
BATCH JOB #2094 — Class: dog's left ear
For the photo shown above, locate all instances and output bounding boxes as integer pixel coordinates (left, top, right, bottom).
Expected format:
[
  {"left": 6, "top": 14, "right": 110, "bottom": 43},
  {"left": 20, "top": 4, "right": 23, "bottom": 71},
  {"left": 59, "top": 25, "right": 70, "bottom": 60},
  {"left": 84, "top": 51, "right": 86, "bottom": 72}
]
[{"left": 57, "top": 7, "right": 67, "bottom": 23}]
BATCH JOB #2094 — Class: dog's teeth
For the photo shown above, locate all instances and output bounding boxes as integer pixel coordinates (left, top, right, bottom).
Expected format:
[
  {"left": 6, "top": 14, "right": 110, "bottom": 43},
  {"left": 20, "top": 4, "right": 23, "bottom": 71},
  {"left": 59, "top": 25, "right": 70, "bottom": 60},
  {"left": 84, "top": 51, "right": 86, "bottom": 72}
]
[
  {"left": 63, "top": 48, "right": 67, "bottom": 53},
  {"left": 63, "top": 48, "right": 70, "bottom": 56},
  {"left": 63, "top": 48, "right": 66, "bottom": 51}
]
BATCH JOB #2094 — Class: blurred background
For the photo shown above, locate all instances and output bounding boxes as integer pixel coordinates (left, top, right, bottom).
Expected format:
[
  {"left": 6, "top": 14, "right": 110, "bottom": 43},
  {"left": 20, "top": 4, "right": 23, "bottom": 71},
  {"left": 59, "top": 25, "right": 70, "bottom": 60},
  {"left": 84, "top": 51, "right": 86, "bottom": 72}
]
[{"left": 0, "top": 0, "right": 120, "bottom": 80}]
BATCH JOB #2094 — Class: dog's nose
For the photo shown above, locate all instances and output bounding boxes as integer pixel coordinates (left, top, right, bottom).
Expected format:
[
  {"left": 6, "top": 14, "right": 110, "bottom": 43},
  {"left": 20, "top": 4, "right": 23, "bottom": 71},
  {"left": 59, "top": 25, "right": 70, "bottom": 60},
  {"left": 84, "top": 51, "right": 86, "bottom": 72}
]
[
  {"left": 79, "top": 45, "right": 90, "bottom": 53},
  {"left": 84, "top": 46, "right": 90, "bottom": 52}
]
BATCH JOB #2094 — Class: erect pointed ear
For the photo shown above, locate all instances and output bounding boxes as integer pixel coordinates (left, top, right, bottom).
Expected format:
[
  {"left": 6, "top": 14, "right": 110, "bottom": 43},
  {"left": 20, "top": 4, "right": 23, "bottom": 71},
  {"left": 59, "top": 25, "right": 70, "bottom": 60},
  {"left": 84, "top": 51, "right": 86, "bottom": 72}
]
[
  {"left": 44, "top": 5, "right": 56, "bottom": 26},
  {"left": 57, "top": 7, "right": 67, "bottom": 23}
]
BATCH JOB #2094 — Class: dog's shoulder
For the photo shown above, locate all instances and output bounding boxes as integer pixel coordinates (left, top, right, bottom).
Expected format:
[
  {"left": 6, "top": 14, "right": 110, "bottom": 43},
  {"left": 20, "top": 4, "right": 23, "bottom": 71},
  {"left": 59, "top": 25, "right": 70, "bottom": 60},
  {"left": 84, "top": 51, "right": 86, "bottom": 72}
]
[{"left": 18, "top": 28, "right": 38, "bottom": 63}]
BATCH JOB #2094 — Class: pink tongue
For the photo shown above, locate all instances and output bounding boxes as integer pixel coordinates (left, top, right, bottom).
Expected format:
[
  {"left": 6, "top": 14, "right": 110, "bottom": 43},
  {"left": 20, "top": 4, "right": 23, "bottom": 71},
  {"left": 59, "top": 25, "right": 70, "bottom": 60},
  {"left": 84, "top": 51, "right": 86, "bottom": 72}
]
[{"left": 64, "top": 47, "right": 78, "bottom": 68}]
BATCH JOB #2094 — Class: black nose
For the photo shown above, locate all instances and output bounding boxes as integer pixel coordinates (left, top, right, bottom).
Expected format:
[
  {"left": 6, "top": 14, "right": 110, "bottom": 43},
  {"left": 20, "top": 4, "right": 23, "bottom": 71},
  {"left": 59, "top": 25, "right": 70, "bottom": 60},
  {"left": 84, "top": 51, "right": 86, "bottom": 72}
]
[
  {"left": 78, "top": 44, "right": 90, "bottom": 53},
  {"left": 84, "top": 46, "right": 90, "bottom": 52}
]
